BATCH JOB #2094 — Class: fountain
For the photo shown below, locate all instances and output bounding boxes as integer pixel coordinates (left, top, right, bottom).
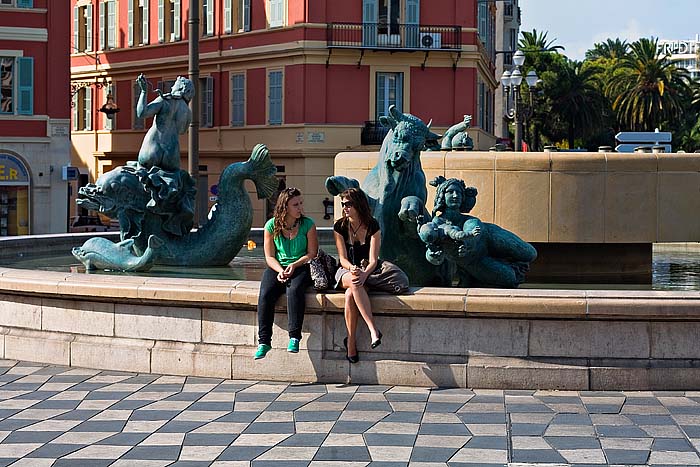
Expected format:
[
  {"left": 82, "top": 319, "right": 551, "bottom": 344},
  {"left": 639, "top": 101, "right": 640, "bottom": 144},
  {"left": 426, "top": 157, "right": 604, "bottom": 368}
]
[{"left": 1, "top": 105, "right": 700, "bottom": 389}]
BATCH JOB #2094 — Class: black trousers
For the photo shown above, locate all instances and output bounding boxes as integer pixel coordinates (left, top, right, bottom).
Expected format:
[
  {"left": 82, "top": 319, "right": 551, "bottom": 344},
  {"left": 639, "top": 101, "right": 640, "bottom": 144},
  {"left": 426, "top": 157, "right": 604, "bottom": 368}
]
[{"left": 257, "top": 265, "right": 311, "bottom": 345}]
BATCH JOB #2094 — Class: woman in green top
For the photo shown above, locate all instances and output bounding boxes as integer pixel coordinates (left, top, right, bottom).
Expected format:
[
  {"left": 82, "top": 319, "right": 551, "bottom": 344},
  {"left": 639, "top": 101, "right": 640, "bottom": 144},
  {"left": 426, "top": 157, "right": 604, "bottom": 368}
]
[{"left": 255, "top": 187, "right": 318, "bottom": 359}]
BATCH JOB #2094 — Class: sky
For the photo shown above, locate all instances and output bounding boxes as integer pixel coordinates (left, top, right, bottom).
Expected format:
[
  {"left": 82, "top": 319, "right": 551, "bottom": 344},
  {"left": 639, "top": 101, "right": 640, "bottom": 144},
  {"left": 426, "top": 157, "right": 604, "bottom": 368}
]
[{"left": 519, "top": 0, "right": 699, "bottom": 60}]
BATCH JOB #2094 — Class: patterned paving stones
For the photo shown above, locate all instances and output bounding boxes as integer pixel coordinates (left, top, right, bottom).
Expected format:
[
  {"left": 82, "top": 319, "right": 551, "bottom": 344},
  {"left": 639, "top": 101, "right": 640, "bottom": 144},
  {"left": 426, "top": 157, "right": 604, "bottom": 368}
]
[{"left": 2, "top": 362, "right": 700, "bottom": 465}]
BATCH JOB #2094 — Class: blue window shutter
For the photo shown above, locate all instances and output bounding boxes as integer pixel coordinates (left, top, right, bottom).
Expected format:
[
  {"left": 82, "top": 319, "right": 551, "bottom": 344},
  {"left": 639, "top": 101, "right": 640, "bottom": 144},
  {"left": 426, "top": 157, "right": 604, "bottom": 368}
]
[
  {"left": 17, "top": 57, "right": 33, "bottom": 115},
  {"left": 362, "top": 0, "right": 377, "bottom": 46},
  {"left": 242, "top": 0, "right": 250, "bottom": 32},
  {"left": 17, "top": 0, "right": 33, "bottom": 8},
  {"left": 231, "top": 73, "right": 245, "bottom": 126}
]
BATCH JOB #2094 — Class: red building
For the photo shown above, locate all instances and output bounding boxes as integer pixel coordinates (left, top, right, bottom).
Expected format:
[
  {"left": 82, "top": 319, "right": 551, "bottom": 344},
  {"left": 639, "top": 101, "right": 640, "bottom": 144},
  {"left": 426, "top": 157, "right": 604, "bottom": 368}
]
[
  {"left": 0, "top": 0, "right": 71, "bottom": 235},
  {"left": 70, "top": 0, "right": 496, "bottom": 226}
]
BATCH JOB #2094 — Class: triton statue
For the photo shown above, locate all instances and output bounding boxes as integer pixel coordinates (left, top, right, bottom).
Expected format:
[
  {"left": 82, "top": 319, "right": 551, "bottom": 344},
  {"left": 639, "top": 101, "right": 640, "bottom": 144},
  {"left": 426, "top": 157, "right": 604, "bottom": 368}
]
[{"left": 72, "top": 75, "right": 278, "bottom": 271}]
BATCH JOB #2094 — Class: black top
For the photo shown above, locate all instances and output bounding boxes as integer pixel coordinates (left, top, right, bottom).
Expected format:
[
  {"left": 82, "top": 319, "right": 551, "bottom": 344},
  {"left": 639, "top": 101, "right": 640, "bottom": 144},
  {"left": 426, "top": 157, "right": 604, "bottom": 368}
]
[{"left": 333, "top": 217, "right": 380, "bottom": 267}]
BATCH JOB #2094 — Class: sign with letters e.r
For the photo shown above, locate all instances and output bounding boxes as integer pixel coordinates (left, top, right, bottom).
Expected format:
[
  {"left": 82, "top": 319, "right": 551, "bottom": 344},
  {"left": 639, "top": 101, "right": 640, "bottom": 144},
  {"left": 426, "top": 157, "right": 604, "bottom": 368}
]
[{"left": 0, "top": 153, "right": 30, "bottom": 184}]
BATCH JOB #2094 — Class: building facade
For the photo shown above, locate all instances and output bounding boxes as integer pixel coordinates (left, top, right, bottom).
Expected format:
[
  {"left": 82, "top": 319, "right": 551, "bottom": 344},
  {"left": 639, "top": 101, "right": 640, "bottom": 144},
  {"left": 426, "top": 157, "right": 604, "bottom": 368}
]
[
  {"left": 659, "top": 35, "right": 699, "bottom": 81},
  {"left": 494, "top": 0, "right": 520, "bottom": 141},
  {"left": 0, "top": 0, "right": 71, "bottom": 236},
  {"left": 70, "top": 0, "right": 497, "bottom": 227}
]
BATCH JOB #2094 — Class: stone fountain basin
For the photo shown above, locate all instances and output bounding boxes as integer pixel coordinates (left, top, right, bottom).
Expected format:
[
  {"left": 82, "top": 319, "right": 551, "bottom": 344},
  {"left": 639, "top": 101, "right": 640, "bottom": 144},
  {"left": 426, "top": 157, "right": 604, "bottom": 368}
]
[{"left": 2, "top": 234, "right": 700, "bottom": 390}]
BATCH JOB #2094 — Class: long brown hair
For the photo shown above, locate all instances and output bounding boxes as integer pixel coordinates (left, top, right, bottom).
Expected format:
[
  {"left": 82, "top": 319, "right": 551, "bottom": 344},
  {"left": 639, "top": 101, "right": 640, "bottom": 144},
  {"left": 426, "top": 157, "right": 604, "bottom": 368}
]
[
  {"left": 272, "top": 187, "right": 303, "bottom": 239},
  {"left": 338, "top": 188, "right": 374, "bottom": 231}
]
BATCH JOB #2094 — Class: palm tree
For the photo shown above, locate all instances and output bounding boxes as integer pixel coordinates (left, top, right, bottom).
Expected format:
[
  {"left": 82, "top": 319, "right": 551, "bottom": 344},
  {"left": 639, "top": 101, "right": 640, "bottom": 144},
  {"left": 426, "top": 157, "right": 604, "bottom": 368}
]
[
  {"left": 606, "top": 37, "right": 691, "bottom": 131},
  {"left": 585, "top": 38, "right": 629, "bottom": 61},
  {"left": 548, "top": 59, "right": 606, "bottom": 149},
  {"left": 519, "top": 29, "right": 565, "bottom": 53}
]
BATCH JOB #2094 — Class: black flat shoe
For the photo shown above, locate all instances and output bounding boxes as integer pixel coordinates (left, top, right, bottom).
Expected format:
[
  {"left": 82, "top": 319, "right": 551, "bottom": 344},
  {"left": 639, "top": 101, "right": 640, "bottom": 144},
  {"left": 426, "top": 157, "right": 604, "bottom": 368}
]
[
  {"left": 343, "top": 337, "right": 359, "bottom": 364},
  {"left": 371, "top": 331, "right": 383, "bottom": 349}
]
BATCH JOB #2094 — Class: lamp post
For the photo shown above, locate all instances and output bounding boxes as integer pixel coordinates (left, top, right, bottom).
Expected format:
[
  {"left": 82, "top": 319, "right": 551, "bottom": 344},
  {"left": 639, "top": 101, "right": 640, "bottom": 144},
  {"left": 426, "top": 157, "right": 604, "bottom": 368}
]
[{"left": 500, "top": 50, "right": 539, "bottom": 152}]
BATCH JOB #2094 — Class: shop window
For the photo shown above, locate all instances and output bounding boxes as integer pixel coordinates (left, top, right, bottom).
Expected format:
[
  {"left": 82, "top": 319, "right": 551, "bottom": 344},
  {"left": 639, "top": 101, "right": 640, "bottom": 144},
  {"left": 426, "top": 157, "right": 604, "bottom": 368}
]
[
  {"left": 231, "top": 72, "right": 245, "bottom": 126},
  {"left": 158, "top": 0, "right": 181, "bottom": 43},
  {"left": 267, "top": 70, "right": 282, "bottom": 125},
  {"left": 0, "top": 153, "right": 31, "bottom": 236},
  {"left": 1, "top": 56, "right": 33, "bottom": 116},
  {"left": 128, "top": 0, "right": 149, "bottom": 46},
  {"left": 73, "top": 3, "right": 93, "bottom": 53},
  {"left": 375, "top": 72, "right": 403, "bottom": 121}
]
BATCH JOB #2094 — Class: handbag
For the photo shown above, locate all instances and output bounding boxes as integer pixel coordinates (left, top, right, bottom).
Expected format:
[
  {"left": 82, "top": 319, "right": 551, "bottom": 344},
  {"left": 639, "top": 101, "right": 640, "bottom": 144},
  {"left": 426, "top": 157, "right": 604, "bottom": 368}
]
[
  {"left": 309, "top": 249, "right": 338, "bottom": 291},
  {"left": 364, "top": 259, "right": 410, "bottom": 294}
]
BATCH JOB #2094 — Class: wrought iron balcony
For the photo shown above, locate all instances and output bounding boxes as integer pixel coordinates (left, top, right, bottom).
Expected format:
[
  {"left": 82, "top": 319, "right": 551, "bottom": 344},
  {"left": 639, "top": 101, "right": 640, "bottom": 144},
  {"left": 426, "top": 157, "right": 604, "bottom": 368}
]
[
  {"left": 361, "top": 121, "right": 389, "bottom": 145},
  {"left": 327, "top": 23, "right": 461, "bottom": 51}
]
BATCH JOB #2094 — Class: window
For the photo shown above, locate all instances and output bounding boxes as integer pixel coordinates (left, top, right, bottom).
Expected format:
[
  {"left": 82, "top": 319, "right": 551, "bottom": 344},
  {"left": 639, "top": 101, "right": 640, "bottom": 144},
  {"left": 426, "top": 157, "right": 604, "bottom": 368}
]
[
  {"left": 158, "top": 0, "right": 181, "bottom": 43},
  {"left": 1, "top": 56, "right": 33, "bottom": 116},
  {"left": 267, "top": 70, "right": 282, "bottom": 125},
  {"left": 224, "top": 0, "right": 250, "bottom": 33},
  {"left": 477, "top": 77, "right": 494, "bottom": 134},
  {"left": 72, "top": 87, "right": 92, "bottom": 131},
  {"left": 268, "top": 0, "right": 284, "bottom": 28},
  {"left": 202, "top": 0, "right": 214, "bottom": 36},
  {"left": 0, "top": 0, "right": 33, "bottom": 7},
  {"left": 100, "top": 0, "right": 117, "bottom": 50},
  {"left": 375, "top": 72, "right": 402, "bottom": 120},
  {"left": 73, "top": 3, "right": 93, "bottom": 53},
  {"left": 231, "top": 72, "right": 245, "bottom": 126},
  {"left": 128, "top": 0, "right": 149, "bottom": 46},
  {"left": 200, "top": 76, "right": 214, "bottom": 127}
]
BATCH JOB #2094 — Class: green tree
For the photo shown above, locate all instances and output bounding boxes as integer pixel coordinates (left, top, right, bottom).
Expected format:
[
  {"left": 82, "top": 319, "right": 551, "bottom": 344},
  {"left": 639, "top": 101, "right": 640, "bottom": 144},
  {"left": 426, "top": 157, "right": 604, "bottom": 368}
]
[
  {"left": 548, "top": 59, "right": 607, "bottom": 149},
  {"left": 606, "top": 37, "right": 691, "bottom": 131},
  {"left": 585, "top": 38, "right": 629, "bottom": 61},
  {"left": 519, "top": 29, "right": 565, "bottom": 53}
]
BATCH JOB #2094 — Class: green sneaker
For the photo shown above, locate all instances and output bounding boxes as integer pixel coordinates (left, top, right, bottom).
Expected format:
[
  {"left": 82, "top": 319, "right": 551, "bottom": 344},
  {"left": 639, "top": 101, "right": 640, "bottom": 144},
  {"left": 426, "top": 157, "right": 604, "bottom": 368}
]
[
  {"left": 254, "top": 344, "right": 271, "bottom": 360},
  {"left": 287, "top": 338, "right": 300, "bottom": 353}
]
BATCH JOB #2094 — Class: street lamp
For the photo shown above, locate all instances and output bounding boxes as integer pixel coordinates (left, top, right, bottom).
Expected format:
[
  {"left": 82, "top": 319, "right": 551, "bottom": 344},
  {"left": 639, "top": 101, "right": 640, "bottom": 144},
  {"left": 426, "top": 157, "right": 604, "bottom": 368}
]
[{"left": 500, "top": 50, "right": 539, "bottom": 152}]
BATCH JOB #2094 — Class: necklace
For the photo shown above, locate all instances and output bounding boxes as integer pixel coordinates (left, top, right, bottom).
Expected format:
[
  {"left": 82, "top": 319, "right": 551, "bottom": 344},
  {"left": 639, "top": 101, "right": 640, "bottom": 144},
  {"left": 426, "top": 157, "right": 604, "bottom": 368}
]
[
  {"left": 349, "top": 221, "right": 363, "bottom": 242},
  {"left": 283, "top": 218, "right": 300, "bottom": 230}
]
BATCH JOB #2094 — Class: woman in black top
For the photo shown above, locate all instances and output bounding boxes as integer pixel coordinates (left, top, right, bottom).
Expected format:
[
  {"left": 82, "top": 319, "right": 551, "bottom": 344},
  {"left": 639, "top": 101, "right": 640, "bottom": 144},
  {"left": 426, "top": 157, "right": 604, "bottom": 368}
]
[{"left": 333, "top": 188, "right": 382, "bottom": 363}]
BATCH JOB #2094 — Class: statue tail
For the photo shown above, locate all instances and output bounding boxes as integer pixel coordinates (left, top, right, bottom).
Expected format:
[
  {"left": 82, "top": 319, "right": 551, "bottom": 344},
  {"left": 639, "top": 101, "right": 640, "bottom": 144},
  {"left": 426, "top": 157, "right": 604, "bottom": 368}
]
[{"left": 244, "top": 144, "right": 278, "bottom": 199}]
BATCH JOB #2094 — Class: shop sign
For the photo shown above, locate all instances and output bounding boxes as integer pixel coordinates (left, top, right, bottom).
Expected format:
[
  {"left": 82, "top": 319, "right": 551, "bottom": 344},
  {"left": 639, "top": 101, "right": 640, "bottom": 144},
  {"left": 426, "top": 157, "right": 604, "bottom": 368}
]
[
  {"left": 0, "top": 153, "right": 29, "bottom": 184},
  {"left": 659, "top": 39, "right": 699, "bottom": 55}
]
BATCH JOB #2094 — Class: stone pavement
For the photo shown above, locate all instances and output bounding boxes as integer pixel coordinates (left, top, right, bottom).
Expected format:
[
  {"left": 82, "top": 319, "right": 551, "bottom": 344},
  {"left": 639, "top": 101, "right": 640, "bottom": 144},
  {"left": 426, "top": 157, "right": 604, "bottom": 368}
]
[{"left": 0, "top": 360, "right": 699, "bottom": 466}]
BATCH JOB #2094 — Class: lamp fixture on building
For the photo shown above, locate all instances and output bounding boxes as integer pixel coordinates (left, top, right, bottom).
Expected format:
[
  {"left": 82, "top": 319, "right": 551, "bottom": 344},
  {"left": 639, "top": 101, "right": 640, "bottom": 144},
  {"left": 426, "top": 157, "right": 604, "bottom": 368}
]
[
  {"left": 70, "top": 76, "right": 116, "bottom": 111},
  {"left": 99, "top": 92, "right": 120, "bottom": 119},
  {"left": 500, "top": 50, "right": 539, "bottom": 152}
]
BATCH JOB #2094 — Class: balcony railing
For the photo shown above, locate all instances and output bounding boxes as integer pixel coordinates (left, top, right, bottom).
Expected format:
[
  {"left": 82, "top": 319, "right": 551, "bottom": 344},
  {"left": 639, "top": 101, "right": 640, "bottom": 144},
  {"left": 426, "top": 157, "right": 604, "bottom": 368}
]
[
  {"left": 361, "top": 121, "right": 389, "bottom": 145},
  {"left": 327, "top": 23, "right": 461, "bottom": 51}
]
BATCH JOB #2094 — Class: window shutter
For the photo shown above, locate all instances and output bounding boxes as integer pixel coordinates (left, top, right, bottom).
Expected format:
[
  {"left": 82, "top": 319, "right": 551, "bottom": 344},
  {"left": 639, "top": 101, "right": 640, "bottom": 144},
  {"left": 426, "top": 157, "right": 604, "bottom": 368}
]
[
  {"left": 107, "top": 1, "right": 116, "bottom": 48},
  {"left": 128, "top": 0, "right": 134, "bottom": 46},
  {"left": 269, "top": 0, "right": 282, "bottom": 27},
  {"left": 362, "top": 0, "right": 377, "bottom": 46},
  {"left": 268, "top": 70, "right": 282, "bottom": 125},
  {"left": 17, "top": 57, "right": 33, "bottom": 116},
  {"left": 376, "top": 73, "right": 386, "bottom": 120},
  {"left": 142, "top": 0, "right": 149, "bottom": 44},
  {"left": 242, "top": 0, "right": 250, "bottom": 32},
  {"left": 207, "top": 0, "right": 214, "bottom": 35},
  {"left": 133, "top": 81, "right": 144, "bottom": 129},
  {"left": 405, "top": 0, "right": 419, "bottom": 47},
  {"left": 85, "top": 87, "right": 92, "bottom": 131},
  {"left": 478, "top": 2, "right": 487, "bottom": 45},
  {"left": 174, "top": 0, "right": 181, "bottom": 40},
  {"left": 200, "top": 76, "right": 214, "bottom": 127},
  {"left": 231, "top": 73, "right": 245, "bottom": 126},
  {"left": 17, "top": 0, "right": 32, "bottom": 8},
  {"left": 99, "top": 1, "right": 105, "bottom": 50},
  {"left": 73, "top": 6, "right": 79, "bottom": 53},
  {"left": 72, "top": 93, "right": 79, "bottom": 131},
  {"left": 224, "top": 0, "right": 231, "bottom": 33},
  {"left": 104, "top": 85, "right": 115, "bottom": 130},
  {"left": 86, "top": 4, "right": 93, "bottom": 52},
  {"left": 158, "top": 0, "right": 164, "bottom": 42}
]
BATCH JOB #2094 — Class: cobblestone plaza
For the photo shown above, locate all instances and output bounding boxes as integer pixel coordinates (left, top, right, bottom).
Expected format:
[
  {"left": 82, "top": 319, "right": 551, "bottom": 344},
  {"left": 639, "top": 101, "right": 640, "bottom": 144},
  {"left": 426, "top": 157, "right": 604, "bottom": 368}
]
[{"left": 0, "top": 360, "right": 699, "bottom": 466}]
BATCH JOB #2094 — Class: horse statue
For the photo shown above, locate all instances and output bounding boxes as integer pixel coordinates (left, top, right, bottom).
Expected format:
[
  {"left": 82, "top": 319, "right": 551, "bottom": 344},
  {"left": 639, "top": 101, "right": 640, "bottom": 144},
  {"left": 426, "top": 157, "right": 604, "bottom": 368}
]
[{"left": 326, "top": 105, "right": 442, "bottom": 285}]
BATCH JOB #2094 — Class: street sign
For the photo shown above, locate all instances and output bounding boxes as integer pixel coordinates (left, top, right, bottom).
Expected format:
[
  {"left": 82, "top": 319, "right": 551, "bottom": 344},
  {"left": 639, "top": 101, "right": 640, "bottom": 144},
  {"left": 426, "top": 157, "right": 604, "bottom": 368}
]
[
  {"left": 615, "top": 131, "right": 672, "bottom": 143},
  {"left": 615, "top": 144, "right": 672, "bottom": 153}
]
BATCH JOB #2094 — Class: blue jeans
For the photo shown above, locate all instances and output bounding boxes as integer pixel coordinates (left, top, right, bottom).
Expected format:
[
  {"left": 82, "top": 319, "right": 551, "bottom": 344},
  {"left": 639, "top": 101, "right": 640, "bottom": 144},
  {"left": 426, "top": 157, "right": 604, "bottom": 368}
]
[{"left": 257, "top": 265, "right": 311, "bottom": 345}]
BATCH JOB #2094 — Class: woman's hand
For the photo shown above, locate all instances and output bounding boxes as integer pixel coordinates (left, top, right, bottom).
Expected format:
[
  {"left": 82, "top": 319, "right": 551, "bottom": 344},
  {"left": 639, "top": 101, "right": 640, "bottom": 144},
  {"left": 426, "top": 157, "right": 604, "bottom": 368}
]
[
  {"left": 277, "top": 270, "right": 288, "bottom": 283},
  {"left": 351, "top": 268, "right": 368, "bottom": 286},
  {"left": 283, "top": 263, "right": 297, "bottom": 278}
]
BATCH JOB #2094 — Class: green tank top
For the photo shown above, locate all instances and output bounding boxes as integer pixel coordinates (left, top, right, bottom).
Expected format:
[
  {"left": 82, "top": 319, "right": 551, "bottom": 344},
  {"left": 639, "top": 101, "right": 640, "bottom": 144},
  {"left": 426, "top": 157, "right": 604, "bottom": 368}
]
[{"left": 264, "top": 216, "right": 315, "bottom": 267}]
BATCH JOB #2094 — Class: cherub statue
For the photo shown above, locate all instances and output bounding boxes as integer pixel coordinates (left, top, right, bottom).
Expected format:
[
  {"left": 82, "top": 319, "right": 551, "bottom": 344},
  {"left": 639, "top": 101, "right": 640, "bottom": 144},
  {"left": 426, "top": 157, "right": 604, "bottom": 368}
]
[{"left": 418, "top": 176, "right": 537, "bottom": 288}]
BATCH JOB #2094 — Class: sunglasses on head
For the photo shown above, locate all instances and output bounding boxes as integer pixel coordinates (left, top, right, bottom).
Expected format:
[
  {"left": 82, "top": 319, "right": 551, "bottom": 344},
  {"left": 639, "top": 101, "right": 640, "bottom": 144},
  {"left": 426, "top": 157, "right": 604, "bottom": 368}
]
[{"left": 341, "top": 201, "right": 354, "bottom": 208}]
